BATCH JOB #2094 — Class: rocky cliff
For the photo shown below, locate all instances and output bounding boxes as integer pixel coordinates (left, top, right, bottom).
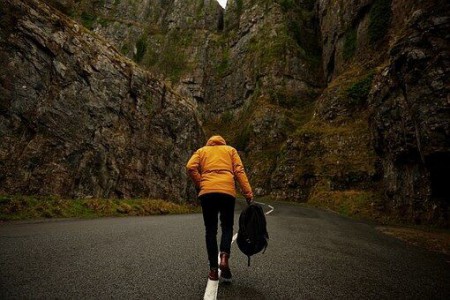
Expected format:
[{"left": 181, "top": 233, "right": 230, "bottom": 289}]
[
  {"left": 273, "top": 0, "right": 449, "bottom": 225},
  {"left": 1, "top": 0, "right": 448, "bottom": 225},
  {"left": 0, "top": 0, "right": 204, "bottom": 201},
  {"left": 48, "top": 0, "right": 324, "bottom": 193},
  {"left": 369, "top": 1, "right": 450, "bottom": 224}
]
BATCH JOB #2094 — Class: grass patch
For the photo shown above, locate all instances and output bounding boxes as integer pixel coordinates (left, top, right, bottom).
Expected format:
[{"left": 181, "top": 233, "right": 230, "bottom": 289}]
[
  {"left": 134, "top": 36, "right": 147, "bottom": 63},
  {"left": 377, "top": 226, "right": 450, "bottom": 256},
  {"left": 309, "top": 189, "right": 382, "bottom": 220},
  {"left": 97, "top": 17, "right": 109, "bottom": 27},
  {"left": 80, "top": 11, "right": 96, "bottom": 30},
  {"left": 0, "top": 195, "right": 200, "bottom": 221},
  {"left": 120, "top": 43, "right": 131, "bottom": 56},
  {"left": 346, "top": 72, "right": 374, "bottom": 105}
]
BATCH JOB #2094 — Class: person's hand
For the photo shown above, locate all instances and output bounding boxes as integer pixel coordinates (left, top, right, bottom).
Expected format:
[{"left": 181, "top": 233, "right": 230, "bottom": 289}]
[{"left": 246, "top": 197, "right": 254, "bottom": 205}]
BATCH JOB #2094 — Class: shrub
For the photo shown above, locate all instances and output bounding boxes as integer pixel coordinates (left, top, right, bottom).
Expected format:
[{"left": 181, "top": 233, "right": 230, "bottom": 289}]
[
  {"left": 346, "top": 73, "right": 374, "bottom": 105},
  {"left": 134, "top": 36, "right": 147, "bottom": 63},
  {"left": 80, "top": 12, "right": 96, "bottom": 30},
  {"left": 142, "top": 47, "right": 158, "bottom": 67},
  {"left": 97, "top": 18, "right": 109, "bottom": 27}
]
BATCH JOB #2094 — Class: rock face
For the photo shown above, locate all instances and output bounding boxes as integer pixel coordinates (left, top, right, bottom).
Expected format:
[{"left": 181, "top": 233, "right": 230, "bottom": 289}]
[
  {"left": 1, "top": 0, "right": 448, "bottom": 224},
  {"left": 271, "top": 0, "right": 449, "bottom": 225},
  {"left": 46, "top": 1, "right": 324, "bottom": 195},
  {"left": 204, "top": 0, "right": 324, "bottom": 194},
  {"left": 369, "top": 1, "right": 450, "bottom": 224},
  {"left": 48, "top": 0, "right": 224, "bottom": 100},
  {"left": 0, "top": 0, "right": 204, "bottom": 201}
]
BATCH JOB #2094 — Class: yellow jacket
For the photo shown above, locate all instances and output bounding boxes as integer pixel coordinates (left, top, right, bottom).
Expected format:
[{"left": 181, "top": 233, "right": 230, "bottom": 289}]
[{"left": 186, "top": 136, "right": 253, "bottom": 199}]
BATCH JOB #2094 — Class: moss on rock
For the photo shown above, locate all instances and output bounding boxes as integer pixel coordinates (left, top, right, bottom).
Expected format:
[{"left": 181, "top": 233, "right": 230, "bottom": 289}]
[{"left": 346, "top": 73, "right": 374, "bottom": 105}]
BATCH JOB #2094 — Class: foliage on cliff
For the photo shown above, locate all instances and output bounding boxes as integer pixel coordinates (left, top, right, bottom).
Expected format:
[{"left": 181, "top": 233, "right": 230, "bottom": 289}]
[{"left": 0, "top": 195, "right": 199, "bottom": 221}]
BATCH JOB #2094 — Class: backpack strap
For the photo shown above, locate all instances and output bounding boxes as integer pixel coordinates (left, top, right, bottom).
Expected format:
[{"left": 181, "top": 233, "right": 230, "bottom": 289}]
[
  {"left": 262, "top": 243, "right": 268, "bottom": 254},
  {"left": 247, "top": 256, "right": 251, "bottom": 267}
]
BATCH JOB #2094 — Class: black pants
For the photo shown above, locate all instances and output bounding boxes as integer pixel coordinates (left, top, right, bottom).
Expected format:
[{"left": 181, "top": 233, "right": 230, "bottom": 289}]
[{"left": 200, "top": 193, "right": 236, "bottom": 269}]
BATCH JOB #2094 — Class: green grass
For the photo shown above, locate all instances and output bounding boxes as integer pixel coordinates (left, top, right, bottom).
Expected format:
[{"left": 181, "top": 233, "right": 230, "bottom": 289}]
[
  {"left": 346, "top": 73, "right": 374, "bottom": 105},
  {"left": 120, "top": 43, "right": 131, "bottom": 56},
  {"left": 80, "top": 12, "right": 96, "bottom": 30},
  {"left": 309, "top": 188, "right": 383, "bottom": 220},
  {"left": 134, "top": 36, "right": 147, "bottom": 63},
  {"left": 0, "top": 195, "right": 200, "bottom": 221},
  {"left": 97, "top": 17, "right": 109, "bottom": 27}
]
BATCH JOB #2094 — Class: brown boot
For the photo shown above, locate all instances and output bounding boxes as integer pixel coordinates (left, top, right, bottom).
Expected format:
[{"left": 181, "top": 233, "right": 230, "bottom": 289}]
[
  {"left": 208, "top": 267, "right": 219, "bottom": 281},
  {"left": 219, "top": 252, "right": 232, "bottom": 282}
]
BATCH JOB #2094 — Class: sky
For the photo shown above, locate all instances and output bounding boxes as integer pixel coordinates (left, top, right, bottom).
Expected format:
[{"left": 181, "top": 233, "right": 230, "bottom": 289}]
[{"left": 217, "top": 0, "right": 227, "bottom": 9}]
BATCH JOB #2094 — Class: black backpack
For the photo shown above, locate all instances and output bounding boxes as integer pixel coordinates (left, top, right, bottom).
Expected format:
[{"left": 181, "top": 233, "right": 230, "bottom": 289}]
[{"left": 237, "top": 203, "right": 269, "bottom": 266}]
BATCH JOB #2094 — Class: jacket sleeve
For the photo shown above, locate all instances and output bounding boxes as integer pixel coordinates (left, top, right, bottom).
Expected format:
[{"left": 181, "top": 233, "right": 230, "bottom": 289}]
[
  {"left": 231, "top": 148, "right": 253, "bottom": 199},
  {"left": 186, "top": 149, "right": 202, "bottom": 189}
]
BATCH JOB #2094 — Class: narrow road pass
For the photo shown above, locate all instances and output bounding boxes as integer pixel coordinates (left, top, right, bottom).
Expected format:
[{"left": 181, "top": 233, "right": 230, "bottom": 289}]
[{"left": 1, "top": 201, "right": 449, "bottom": 299}]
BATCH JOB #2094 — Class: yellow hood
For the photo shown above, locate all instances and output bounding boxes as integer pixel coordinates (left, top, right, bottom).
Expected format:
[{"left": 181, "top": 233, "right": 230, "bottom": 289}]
[{"left": 206, "top": 135, "right": 227, "bottom": 146}]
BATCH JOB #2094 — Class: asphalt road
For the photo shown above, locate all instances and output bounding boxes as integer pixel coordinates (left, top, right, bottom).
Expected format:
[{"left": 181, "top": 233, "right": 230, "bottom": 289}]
[{"left": 1, "top": 200, "right": 449, "bottom": 299}]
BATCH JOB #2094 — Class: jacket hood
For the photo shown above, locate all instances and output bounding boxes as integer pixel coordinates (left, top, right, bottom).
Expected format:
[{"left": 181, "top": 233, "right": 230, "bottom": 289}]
[{"left": 206, "top": 135, "right": 227, "bottom": 146}]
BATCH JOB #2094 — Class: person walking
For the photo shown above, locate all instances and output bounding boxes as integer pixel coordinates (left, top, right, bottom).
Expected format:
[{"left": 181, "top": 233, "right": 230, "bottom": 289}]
[{"left": 186, "top": 135, "right": 253, "bottom": 282}]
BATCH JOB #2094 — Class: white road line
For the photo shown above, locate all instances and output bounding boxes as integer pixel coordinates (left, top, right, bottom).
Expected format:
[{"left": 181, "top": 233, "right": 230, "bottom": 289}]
[
  {"left": 203, "top": 201, "right": 274, "bottom": 300},
  {"left": 232, "top": 232, "right": 238, "bottom": 243},
  {"left": 256, "top": 202, "right": 274, "bottom": 215},
  {"left": 203, "top": 279, "right": 219, "bottom": 300}
]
